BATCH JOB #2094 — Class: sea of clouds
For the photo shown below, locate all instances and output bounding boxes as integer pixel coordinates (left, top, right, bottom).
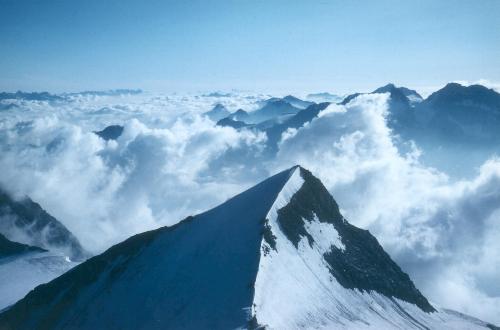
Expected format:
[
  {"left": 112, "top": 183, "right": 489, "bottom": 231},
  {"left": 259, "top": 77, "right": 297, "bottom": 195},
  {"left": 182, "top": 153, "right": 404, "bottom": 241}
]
[{"left": 0, "top": 91, "right": 499, "bottom": 323}]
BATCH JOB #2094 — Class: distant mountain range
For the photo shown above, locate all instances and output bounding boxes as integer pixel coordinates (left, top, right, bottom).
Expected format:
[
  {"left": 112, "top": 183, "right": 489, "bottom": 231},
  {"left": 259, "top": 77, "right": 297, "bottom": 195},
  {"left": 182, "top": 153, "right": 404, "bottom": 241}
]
[
  {"left": 0, "top": 91, "right": 63, "bottom": 102},
  {"left": 0, "top": 89, "right": 143, "bottom": 104},
  {"left": 207, "top": 83, "right": 500, "bottom": 177},
  {"left": 339, "top": 82, "right": 500, "bottom": 144},
  {"left": 65, "top": 89, "right": 142, "bottom": 97},
  {"left": 1, "top": 166, "right": 496, "bottom": 329},
  {"left": 306, "top": 92, "right": 343, "bottom": 103}
]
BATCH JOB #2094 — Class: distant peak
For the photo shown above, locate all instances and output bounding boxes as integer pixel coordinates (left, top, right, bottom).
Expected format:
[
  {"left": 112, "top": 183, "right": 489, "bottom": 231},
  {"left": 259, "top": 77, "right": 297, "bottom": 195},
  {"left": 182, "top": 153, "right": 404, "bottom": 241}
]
[
  {"left": 443, "top": 82, "right": 464, "bottom": 89},
  {"left": 372, "top": 83, "right": 422, "bottom": 101},
  {"left": 213, "top": 103, "right": 226, "bottom": 109}
]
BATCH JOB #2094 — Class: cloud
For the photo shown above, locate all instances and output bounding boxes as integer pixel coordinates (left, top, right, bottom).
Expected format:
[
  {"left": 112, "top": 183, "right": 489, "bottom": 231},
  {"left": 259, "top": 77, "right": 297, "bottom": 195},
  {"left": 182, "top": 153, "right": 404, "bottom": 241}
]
[
  {"left": 273, "top": 94, "right": 500, "bottom": 324},
  {"left": 0, "top": 91, "right": 499, "bottom": 323},
  {"left": 0, "top": 94, "right": 268, "bottom": 252}
]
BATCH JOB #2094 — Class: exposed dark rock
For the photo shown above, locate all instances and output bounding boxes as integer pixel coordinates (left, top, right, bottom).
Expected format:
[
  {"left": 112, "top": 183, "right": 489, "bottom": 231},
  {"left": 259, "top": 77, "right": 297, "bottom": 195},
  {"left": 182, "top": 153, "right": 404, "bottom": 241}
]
[
  {"left": 216, "top": 117, "right": 250, "bottom": 129},
  {"left": 0, "top": 188, "right": 87, "bottom": 261},
  {"left": 276, "top": 167, "right": 435, "bottom": 313},
  {"left": 0, "top": 233, "right": 46, "bottom": 258},
  {"left": 94, "top": 125, "right": 124, "bottom": 141}
]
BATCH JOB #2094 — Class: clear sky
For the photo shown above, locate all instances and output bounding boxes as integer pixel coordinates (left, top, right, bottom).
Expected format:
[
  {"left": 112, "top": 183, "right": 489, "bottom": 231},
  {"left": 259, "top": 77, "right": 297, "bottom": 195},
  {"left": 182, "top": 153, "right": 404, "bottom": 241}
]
[{"left": 1, "top": 0, "right": 499, "bottom": 94}]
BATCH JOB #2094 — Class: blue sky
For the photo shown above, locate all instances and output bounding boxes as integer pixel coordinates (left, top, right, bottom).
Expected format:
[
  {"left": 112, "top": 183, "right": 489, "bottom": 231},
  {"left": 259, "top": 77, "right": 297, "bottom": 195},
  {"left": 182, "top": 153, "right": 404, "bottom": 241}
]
[{"left": 0, "top": 0, "right": 499, "bottom": 94}]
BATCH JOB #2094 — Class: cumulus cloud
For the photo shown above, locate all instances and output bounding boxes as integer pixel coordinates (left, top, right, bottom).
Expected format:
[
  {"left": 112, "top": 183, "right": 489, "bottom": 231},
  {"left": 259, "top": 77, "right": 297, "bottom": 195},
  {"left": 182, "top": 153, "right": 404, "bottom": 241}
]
[
  {"left": 0, "top": 93, "right": 268, "bottom": 252},
  {"left": 0, "top": 91, "right": 499, "bottom": 323},
  {"left": 273, "top": 94, "right": 500, "bottom": 324}
]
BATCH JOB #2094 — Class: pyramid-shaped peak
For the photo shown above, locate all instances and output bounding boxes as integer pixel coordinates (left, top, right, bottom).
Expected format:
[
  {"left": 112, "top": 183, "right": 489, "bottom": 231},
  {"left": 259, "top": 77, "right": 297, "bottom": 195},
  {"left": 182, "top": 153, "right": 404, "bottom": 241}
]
[
  {"left": 2, "top": 166, "right": 494, "bottom": 329},
  {"left": 0, "top": 166, "right": 302, "bottom": 329}
]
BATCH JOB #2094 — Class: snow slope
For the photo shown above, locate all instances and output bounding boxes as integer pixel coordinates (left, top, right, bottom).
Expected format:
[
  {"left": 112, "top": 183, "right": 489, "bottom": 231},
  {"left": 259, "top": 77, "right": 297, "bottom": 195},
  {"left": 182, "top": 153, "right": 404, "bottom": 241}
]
[
  {"left": 0, "top": 250, "right": 78, "bottom": 311},
  {"left": 0, "top": 166, "right": 497, "bottom": 329}
]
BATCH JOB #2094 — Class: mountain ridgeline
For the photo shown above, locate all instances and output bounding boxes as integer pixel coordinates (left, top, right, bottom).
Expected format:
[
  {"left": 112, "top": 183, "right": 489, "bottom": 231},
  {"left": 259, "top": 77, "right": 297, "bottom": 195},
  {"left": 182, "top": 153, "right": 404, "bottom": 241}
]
[
  {"left": 0, "top": 233, "right": 46, "bottom": 258},
  {"left": 0, "top": 189, "right": 87, "bottom": 261},
  {"left": 0, "top": 166, "right": 495, "bottom": 329},
  {"left": 209, "top": 83, "right": 500, "bottom": 145},
  {"left": 208, "top": 83, "right": 500, "bottom": 177}
]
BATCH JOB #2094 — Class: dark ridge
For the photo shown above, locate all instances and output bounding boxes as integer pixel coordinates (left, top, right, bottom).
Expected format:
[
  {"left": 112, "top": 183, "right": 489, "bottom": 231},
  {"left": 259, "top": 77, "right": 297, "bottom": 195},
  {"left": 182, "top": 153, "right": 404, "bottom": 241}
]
[
  {"left": 0, "top": 189, "right": 87, "bottom": 261},
  {"left": 372, "top": 84, "right": 411, "bottom": 105},
  {"left": 0, "top": 216, "right": 194, "bottom": 329},
  {"left": 216, "top": 117, "right": 250, "bottom": 129},
  {"left": 0, "top": 167, "right": 298, "bottom": 329},
  {"left": 228, "top": 109, "right": 249, "bottom": 121},
  {"left": 259, "top": 100, "right": 300, "bottom": 114},
  {"left": 248, "top": 99, "right": 302, "bottom": 124},
  {"left": 261, "top": 219, "right": 277, "bottom": 253},
  {"left": 248, "top": 315, "right": 266, "bottom": 330},
  {"left": 0, "top": 233, "right": 46, "bottom": 258},
  {"left": 66, "top": 89, "right": 142, "bottom": 97},
  {"left": 275, "top": 168, "right": 343, "bottom": 248},
  {"left": 282, "top": 95, "right": 315, "bottom": 108},
  {"left": 423, "top": 83, "right": 500, "bottom": 109},
  {"left": 0, "top": 91, "right": 63, "bottom": 102},
  {"left": 373, "top": 83, "right": 422, "bottom": 100},
  {"left": 340, "top": 93, "right": 362, "bottom": 105},
  {"left": 94, "top": 125, "right": 124, "bottom": 141},
  {"left": 276, "top": 167, "right": 435, "bottom": 313},
  {"left": 203, "top": 103, "right": 231, "bottom": 121},
  {"left": 264, "top": 102, "right": 330, "bottom": 151},
  {"left": 203, "top": 91, "right": 232, "bottom": 97}
]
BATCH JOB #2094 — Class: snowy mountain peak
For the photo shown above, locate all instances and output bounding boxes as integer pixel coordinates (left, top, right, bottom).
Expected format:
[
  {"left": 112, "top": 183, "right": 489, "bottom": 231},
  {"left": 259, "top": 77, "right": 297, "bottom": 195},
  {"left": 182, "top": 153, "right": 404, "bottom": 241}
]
[{"left": 0, "top": 166, "right": 496, "bottom": 329}]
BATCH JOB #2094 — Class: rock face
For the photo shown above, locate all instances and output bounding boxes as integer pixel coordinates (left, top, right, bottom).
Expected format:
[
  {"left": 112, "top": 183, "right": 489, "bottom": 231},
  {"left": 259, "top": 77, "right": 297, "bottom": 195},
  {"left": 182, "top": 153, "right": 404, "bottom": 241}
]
[
  {"left": 0, "top": 233, "right": 46, "bottom": 259},
  {"left": 247, "top": 99, "right": 301, "bottom": 124},
  {"left": 0, "top": 189, "right": 86, "bottom": 261},
  {"left": 0, "top": 166, "right": 496, "bottom": 329},
  {"left": 228, "top": 109, "right": 250, "bottom": 121},
  {"left": 94, "top": 125, "right": 124, "bottom": 141},
  {"left": 216, "top": 117, "right": 250, "bottom": 129},
  {"left": 282, "top": 95, "right": 315, "bottom": 109},
  {"left": 416, "top": 83, "right": 500, "bottom": 143},
  {"left": 203, "top": 103, "right": 231, "bottom": 122}
]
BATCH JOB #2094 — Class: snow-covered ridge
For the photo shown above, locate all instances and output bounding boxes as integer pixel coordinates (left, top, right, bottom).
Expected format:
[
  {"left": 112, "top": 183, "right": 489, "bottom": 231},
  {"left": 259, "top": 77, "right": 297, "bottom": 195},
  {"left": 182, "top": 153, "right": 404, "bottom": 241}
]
[
  {"left": 0, "top": 166, "right": 497, "bottom": 329},
  {"left": 252, "top": 167, "right": 494, "bottom": 329},
  {"left": 263, "top": 165, "right": 304, "bottom": 227}
]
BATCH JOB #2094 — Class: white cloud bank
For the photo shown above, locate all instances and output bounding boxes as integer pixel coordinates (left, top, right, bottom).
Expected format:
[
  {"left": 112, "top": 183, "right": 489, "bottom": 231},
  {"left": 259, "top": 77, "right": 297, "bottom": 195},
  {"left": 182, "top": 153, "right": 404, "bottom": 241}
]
[
  {"left": 0, "top": 91, "right": 499, "bottom": 324},
  {"left": 274, "top": 94, "right": 500, "bottom": 324}
]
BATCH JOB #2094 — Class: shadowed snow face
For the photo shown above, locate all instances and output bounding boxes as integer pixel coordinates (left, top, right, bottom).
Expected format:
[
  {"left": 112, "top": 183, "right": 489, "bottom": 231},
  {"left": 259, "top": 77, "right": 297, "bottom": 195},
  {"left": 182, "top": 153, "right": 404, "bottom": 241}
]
[{"left": 0, "top": 91, "right": 499, "bottom": 324}]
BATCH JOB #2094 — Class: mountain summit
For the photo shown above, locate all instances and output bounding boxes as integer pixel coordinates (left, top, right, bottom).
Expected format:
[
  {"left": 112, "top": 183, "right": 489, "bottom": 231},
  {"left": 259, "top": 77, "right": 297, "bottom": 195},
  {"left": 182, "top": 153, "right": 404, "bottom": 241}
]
[{"left": 0, "top": 166, "right": 496, "bottom": 329}]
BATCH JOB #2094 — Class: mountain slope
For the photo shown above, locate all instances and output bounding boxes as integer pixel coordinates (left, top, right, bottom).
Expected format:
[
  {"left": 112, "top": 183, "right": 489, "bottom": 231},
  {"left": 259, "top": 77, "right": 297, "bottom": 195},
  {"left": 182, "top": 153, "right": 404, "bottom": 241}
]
[
  {"left": 94, "top": 125, "right": 124, "bottom": 141},
  {"left": 0, "top": 248, "right": 78, "bottom": 312},
  {"left": 0, "top": 233, "right": 45, "bottom": 259},
  {"left": 0, "top": 166, "right": 496, "bottom": 329},
  {"left": 264, "top": 102, "right": 331, "bottom": 152},
  {"left": 203, "top": 103, "right": 231, "bottom": 122},
  {"left": 0, "top": 189, "right": 86, "bottom": 261},
  {"left": 282, "top": 95, "right": 315, "bottom": 109},
  {"left": 247, "top": 100, "right": 302, "bottom": 124},
  {"left": 415, "top": 83, "right": 500, "bottom": 142},
  {"left": 0, "top": 91, "right": 63, "bottom": 102}
]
